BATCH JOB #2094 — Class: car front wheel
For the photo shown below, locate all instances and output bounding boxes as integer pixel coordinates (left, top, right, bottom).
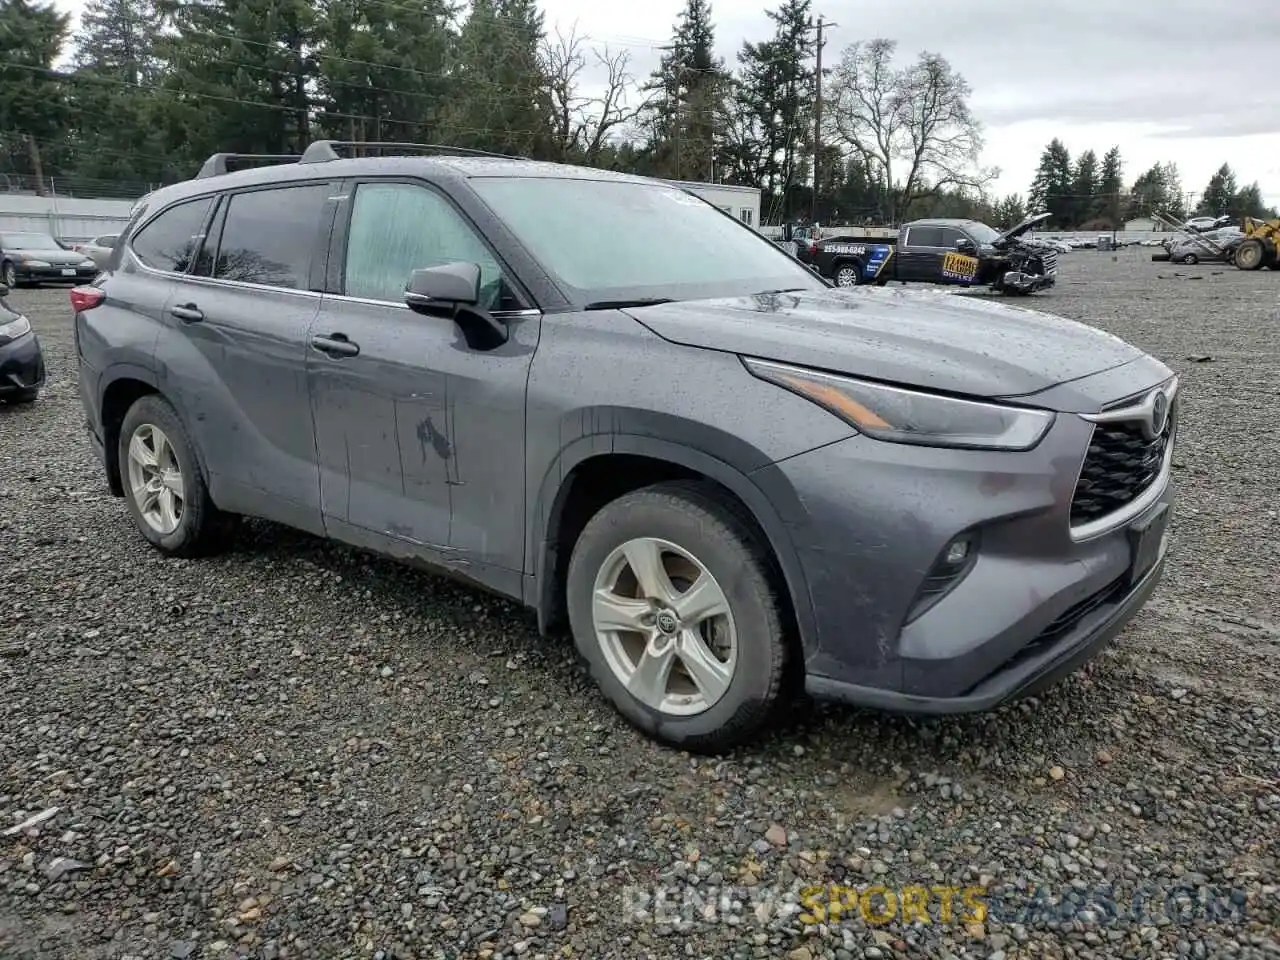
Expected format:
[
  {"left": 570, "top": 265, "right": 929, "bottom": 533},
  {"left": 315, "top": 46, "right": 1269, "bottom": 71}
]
[
  {"left": 2, "top": 262, "right": 15, "bottom": 288},
  {"left": 118, "top": 395, "right": 234, "bottom": 556},
  {"left": 566, "top": 481, "right": 790, "bottom": 753}
]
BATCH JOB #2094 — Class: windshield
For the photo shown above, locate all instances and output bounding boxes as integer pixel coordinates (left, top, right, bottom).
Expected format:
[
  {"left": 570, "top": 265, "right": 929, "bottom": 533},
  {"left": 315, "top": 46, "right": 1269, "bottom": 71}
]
[
  {"left": 969, "top": 223, "right": 1001, "bottom": 244},
  {"left": 1, "top": 232, "right": 61, "bottom": 250},
  {"left": 468, "top": 177, "right": 826, "bottom": 304}
]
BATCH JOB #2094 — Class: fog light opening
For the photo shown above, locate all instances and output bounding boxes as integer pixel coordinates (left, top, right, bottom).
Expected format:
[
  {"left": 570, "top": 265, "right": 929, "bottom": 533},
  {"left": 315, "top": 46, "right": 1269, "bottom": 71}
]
[{"left": 905, "top": 532, "right": 980, "bottom": 624}]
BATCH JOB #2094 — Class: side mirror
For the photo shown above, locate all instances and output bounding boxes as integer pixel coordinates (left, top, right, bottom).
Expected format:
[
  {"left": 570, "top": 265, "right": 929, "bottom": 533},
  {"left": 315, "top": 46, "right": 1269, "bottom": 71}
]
[
  {"left": 403, "top": 261, "right": 508, "bottom": 348},
  {"left": 405, "top": 261, "right": 482, "bottom": 310},
  {"left": 955, "top": 237, "right": 976, "bottom": 254}
]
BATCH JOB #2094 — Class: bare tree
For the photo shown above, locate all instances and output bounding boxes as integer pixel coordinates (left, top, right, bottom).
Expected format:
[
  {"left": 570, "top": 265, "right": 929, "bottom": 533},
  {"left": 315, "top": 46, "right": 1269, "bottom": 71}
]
[
  {"left": 828, "top": 39, "right": 996, "bottom": 223},
  {"left": 541, "top": 24, "right": 639, "bottom": 163}
]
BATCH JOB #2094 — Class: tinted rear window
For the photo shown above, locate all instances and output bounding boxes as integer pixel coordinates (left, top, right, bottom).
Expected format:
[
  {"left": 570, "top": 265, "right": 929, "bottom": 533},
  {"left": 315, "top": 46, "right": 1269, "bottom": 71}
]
[
  {"left": 211, "top": 185, "right": 330, "bottom": 289},
  {"left": 131, "top": 197, "right": 214, "bottom": 273}
]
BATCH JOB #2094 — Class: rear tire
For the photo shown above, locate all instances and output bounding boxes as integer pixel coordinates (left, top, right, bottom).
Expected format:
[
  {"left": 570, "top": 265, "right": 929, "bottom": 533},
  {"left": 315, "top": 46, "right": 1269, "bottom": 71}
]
[
  {"left": 566, "top": 481, "right": 790, "bottom": 753},
  {"left": 833, "top": 261, "right": 862, "bottom": 287},
  {"left": 1, "top": 261, "right": 15, "bottom": 288},
  {"left": 117, "top": 395, "right": 235, "bottom": 557}
]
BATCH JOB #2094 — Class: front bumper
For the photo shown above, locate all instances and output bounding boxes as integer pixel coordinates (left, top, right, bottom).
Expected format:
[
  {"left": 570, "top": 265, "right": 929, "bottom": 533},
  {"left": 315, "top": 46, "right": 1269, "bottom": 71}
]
[
  {"left": 751, "top": 407, "right": 1174, "bottom": 709},
  {"left": 13, "top": 262, "right": 99, "bottom": 283},
  {"left": 1003, "top": 269, "right": 1056, "bottom": 293},
  {"left": 0, "top": 332, "right": 46, "bottom": 394}
]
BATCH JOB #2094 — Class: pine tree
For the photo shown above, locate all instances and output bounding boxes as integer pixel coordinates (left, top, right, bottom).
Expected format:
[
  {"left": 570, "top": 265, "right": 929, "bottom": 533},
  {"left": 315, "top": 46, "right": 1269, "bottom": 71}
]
[
  {"left": 443, "top": 0, "right": 555, "bottom": 157},
  {"left": 734, "top": 0, "right": 815, "bottom": 218},
  {"left": 1229, "top": 181, "right": 1266, "bottom": 218},
  {"left": 1128, "top": 162, "right": 1185, "bottom": 221},
  {"left": 154, "top": 0, "right": 318, "bottom": 171},
  {"left": 0, "top": 0, "right": 70, "bottom": 189},
  {"left": 640, "top": 0, "right": 730, "bottom": 181},
  {"left": 1071, "top": 149, "right": 1099, "bottom": 226},
  {"left": 1197, "top": 163, "right": 1237, "bottom": 216},
  {"left": 1028, "top": 139, "right": 1072, "bottom": 228},
  {"left": 1099, "top": 146, "right": 1124, "bottom": 228},
  {"left": 67, "top": 0, "right": 165, "bottom": 182},
  {"left": 314, "top": 0, "right": 455, "bottom": 145}
]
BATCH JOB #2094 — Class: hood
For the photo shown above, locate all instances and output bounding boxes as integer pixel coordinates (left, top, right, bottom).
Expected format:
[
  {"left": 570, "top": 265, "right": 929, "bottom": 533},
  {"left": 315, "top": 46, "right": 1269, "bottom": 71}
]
[
  {"left": 624, "top": 286, "right": 1144, "bottom": 400},
  {"left": 6, "top": 246, "right": 88, "bottom": 264},
  {"left": 993, "top": 211, "right": 1052, "bottom": 247}
]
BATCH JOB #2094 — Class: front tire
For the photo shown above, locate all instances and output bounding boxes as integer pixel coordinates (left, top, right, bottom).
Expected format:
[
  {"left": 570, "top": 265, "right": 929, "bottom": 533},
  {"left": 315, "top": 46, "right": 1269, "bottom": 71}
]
[
  {"left": 1181, "top": 253, "right": 1198, "bottom": 265},
  {"left": 566, "top": 481, "right": 790, "bottom": 753},
  {"left": 1, "top": 261, "right": 16, "bottom": 288},
  {"left": 1234, "top": 237, "right": 1265, "bottom": 271},
  {"left": 117, "top": 395, "right": 233, "bottom": 557}
]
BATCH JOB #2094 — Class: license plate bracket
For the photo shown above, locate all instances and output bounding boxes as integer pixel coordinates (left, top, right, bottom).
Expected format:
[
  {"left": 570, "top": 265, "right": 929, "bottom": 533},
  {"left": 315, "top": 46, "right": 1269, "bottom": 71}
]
[{"left": 1127, "top": 504, "right": 1169, "bottom": 586}]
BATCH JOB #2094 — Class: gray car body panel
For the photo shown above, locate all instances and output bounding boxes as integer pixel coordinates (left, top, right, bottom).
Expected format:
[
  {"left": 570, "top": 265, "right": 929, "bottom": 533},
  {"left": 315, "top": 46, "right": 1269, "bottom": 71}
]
[
  {"left": 75, "top": 151, "right": 1178, "bottom": 717},
  {"left": 626, "top": 287, "right": 1144, "bottom": 399}
]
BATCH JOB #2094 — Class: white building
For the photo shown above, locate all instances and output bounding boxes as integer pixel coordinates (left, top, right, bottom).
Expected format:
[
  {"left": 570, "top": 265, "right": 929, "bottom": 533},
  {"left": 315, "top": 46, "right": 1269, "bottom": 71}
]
[{"left": 668, "top": 179, "right": 762, "bottom": 229}]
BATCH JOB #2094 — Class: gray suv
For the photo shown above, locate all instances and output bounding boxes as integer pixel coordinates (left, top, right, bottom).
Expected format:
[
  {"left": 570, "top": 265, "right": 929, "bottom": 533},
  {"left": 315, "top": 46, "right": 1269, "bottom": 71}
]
[{"left": 74, "top": 141, "right": 1177, "bottom": 752}]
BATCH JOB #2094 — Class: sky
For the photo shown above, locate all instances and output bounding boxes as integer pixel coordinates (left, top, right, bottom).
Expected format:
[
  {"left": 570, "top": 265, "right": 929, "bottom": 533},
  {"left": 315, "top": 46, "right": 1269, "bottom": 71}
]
[{"left": 51, "top": 0, "right": 1280, "bottom": 210}]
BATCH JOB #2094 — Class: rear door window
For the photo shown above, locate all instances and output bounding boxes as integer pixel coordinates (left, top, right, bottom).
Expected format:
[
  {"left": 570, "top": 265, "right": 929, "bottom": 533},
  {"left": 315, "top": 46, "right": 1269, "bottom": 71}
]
[
  {"left": 129, "top": 196, "right": 215, "bottom": 273},
  {"left": 211, "top": 184, "right": 331, "bottom": 290}
]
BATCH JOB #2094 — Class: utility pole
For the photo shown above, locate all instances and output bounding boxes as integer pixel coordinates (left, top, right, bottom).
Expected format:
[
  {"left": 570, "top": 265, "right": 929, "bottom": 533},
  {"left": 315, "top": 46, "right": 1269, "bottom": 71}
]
[{"left": 812, "top": 15, "right": 836, "bottom": 221}]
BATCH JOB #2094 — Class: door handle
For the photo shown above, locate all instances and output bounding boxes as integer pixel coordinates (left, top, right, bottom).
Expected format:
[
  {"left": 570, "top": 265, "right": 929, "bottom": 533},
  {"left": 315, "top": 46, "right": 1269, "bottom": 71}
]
[
  {"left": 170, "top": 303, "right": 203, "bottom": 323},
  {"left": 311, "top": 333, "right": 360, "bottom": 358}
]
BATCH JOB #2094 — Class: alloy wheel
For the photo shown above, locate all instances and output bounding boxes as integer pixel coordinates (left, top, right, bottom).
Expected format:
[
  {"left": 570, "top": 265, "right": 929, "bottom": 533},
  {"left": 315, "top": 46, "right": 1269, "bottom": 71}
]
[
  {"left": 126, "top": 423, "right": 185, "bottom": 534},
  {"left": 590, "top": 537, "right": 738, "bottom": 717}
]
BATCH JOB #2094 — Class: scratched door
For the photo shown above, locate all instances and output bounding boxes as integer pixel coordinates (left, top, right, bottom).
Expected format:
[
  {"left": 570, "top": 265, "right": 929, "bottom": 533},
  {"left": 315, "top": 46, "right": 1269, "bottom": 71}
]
[{"left": 306, "top": 178, "right": 540, "bottom": 578}]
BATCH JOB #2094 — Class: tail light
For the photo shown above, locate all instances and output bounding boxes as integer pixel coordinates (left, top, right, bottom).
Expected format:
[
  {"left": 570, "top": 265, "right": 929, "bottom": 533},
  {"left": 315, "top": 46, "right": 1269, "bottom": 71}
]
[{"left": 70, "top": 286, "right": 105, "bottom": 312}]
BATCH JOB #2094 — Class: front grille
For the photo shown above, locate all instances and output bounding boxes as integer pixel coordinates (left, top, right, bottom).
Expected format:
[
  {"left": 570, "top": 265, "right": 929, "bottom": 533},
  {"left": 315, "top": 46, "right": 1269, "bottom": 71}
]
[
  {"left": 1070, "top": 398, "right": 1176, "bottom": 526},
  {"left": 1039, "top": 250, "right": 1059, "bottom": 274}
]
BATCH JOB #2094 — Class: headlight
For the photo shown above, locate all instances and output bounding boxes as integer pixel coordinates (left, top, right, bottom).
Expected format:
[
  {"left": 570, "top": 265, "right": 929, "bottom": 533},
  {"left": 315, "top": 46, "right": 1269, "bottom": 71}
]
[
  {"left": 23, "top": 259, "right": 51, "bottom": 268},
  {"left": 743, "top": 358, "right": 1055, "bottom": 451},
  {"left": 0, "top": 314, "right": 32, "bottom": 342}
]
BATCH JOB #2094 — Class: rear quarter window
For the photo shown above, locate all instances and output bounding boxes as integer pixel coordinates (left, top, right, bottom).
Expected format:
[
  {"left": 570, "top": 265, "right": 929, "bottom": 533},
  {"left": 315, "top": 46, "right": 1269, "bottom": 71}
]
[{"left": 130, "top": 197, "right": 215, "bottom": 273}]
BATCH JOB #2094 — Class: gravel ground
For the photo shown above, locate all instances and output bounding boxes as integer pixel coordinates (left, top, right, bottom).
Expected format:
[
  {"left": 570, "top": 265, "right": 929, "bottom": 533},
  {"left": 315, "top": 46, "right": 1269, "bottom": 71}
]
[{"left": 2, "top": 250, "right": 1278, "bottom": 960}]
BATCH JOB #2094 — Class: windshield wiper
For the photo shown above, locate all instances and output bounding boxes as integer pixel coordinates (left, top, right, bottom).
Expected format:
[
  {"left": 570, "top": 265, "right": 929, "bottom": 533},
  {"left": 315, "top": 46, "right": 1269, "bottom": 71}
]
[
  {"left": 583, "top": 297, "right": 676, "bottom": 311},
  {"left": 754, "top": 288, "right": 806, "bottom": 295}
]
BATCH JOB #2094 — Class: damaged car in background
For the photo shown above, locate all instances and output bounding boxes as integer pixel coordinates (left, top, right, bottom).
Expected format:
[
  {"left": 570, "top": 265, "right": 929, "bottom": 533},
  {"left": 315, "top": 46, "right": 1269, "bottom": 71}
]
[{"left": 801, "top": 212, "right": 1059, "bottom": 294}]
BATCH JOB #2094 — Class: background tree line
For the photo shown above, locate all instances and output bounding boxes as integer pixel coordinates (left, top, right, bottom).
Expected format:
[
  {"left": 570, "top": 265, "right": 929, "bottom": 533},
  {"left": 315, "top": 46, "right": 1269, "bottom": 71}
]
[
  {"left": 2, "top": 0, "right": 1274, "bottom": 228},
  {"left": 1029, "top": 139, "right": 1277, "bottom": 231}
]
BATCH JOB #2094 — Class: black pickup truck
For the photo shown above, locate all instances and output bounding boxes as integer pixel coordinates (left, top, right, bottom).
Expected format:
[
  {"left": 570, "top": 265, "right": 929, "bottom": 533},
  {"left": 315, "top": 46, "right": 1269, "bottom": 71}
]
[{"left": 795, "top": 212, "right": 1059, "bottom": 295}]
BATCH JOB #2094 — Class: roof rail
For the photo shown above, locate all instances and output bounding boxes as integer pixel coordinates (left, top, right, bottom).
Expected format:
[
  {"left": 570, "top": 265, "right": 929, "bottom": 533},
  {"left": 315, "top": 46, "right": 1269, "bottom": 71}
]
[
  {"left": 298, "top": 140, "right": 527, "bottom": 164},
  {"left": 196, "top": 153, "right": 303, "bottom": 179}
]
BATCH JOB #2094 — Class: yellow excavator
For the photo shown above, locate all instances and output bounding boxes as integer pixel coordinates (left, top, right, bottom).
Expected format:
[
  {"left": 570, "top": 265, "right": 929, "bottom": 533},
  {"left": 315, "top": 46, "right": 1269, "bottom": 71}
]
[{"left": 1233, "top": 217, "right": 1279, "bottom": 271}]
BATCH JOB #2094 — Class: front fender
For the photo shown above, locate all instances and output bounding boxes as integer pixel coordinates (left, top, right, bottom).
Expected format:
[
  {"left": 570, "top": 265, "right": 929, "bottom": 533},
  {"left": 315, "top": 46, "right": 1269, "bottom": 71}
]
[{"left": 528, "top": 428, "right": 820, "bottom": 660}]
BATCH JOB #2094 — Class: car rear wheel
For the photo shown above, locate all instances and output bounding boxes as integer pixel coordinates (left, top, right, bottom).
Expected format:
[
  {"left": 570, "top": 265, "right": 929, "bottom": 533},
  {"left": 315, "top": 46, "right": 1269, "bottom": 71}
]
[
  {"left": 566, "top": 481, "right": 789, "bottom": 753},
  {"left": 833, "top": 262, "right": 862, "bottom": 287},
  {"left": 2, "top": 262, "right": 15, "bottom": 288},
  {"left": 118, "top": 395, "right": 234, "bottom": 557}
]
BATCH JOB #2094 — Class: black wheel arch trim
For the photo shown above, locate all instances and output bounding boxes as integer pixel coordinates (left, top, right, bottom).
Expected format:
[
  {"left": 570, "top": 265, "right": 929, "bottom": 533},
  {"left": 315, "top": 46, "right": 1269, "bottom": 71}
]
[
  {"left": 529, "top": 431, "right": 818, "bottom": 660},
  {"left": 99, "top": 365, "right": 213, "bottom": 498}
]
